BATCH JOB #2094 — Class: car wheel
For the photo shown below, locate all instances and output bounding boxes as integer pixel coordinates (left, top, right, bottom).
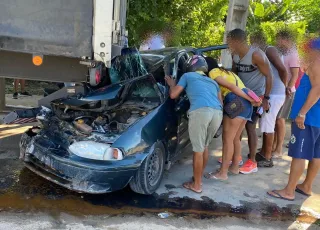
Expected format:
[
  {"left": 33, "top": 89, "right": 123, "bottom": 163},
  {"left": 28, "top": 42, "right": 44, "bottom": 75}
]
[{"left": 130, "top": 142, "right": 165, "bottom": 195}]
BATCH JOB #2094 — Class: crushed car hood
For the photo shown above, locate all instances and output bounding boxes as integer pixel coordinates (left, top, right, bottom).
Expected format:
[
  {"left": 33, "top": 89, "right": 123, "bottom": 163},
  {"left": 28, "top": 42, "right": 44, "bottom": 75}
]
[{"left": 59, "top": 83, "right": 124, "bottom": 107}]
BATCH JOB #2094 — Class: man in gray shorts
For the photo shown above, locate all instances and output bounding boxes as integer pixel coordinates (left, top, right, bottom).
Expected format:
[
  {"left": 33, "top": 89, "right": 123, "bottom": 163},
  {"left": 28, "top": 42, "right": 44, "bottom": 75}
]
[{"left": 165, "top": 55, "right": 223, "bottom": 193}]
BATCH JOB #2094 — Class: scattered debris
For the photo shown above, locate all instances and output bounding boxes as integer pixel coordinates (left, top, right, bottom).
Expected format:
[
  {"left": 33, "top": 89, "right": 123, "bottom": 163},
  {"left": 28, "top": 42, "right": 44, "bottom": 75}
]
[{"left": 158, "top": 212, "right": 172, "bottom": 219}]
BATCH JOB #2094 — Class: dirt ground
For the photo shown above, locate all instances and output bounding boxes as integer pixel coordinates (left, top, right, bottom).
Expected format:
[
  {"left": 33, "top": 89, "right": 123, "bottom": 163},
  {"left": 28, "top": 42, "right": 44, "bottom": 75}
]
[{"left": 5, "top": 79, "right": 58, "bottom": 95}]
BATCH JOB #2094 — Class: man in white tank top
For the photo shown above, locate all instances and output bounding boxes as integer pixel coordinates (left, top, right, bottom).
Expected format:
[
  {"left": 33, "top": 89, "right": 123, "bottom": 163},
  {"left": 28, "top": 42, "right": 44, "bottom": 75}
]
[
  {"left": 250, "top": 32, "right": 287, "bottom": 167},
  {"left": 227, "top": 29, "right": 273, "bottom": 174}
]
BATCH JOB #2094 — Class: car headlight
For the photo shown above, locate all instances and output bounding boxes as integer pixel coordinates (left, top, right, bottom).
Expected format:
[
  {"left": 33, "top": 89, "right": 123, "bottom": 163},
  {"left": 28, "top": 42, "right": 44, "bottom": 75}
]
[{"left": 68, "top": 141, "right": 123, "bottom": 161}]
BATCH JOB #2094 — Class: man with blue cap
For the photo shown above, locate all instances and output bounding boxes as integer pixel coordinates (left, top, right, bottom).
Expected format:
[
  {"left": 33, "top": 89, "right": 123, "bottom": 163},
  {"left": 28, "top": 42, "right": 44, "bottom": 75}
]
[{"left": 267, "top": 38, "right": 320, "bottom": 201}]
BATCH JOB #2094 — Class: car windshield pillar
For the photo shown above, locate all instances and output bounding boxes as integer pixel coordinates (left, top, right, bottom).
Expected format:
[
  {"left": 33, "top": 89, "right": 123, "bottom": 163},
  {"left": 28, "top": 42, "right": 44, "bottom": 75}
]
[{"left": 172, "top": 50, "right": 188, "bottom": 80}]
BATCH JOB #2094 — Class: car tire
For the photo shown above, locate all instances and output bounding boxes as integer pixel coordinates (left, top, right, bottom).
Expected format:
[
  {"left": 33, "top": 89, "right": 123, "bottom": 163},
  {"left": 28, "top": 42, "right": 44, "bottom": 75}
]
[{"left": 129, "top": 142, "right": 165, "bottom": 195}]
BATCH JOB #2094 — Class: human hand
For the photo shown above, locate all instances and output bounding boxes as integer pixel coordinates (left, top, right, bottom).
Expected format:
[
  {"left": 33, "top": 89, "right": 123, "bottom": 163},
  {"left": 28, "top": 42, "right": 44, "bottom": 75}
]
[
  {"left": 251, "top": 100, "right": 262, "bottom": 107},
  {"left": 295, "top": 116, "right": 305, "bottom": 129},
  {"left": 165, "top": 76, "right": 176, "bottom": 87},
  {"left": 262, "top": 98, "right": 270, "bottom": 112},
  {"left": 286, "top": 87, "right": 293, "bottom": 98}
]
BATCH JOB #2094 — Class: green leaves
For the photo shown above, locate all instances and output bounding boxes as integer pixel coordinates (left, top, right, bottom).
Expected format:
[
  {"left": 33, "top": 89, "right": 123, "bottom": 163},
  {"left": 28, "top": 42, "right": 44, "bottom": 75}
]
[
  {"left": 254, "top": 3, "right": 264, "bottom": 17},
  {"left": 127, "top": 0, "right": 228, "bottom": 48},
  {"left": 127, "top": 0, "right": 318, "bottom": 51}
]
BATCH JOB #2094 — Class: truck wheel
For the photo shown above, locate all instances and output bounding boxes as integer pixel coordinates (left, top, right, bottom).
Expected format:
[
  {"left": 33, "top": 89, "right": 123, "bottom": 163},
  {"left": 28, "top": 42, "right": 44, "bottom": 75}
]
[{"left": 130, "top": 142, "right": 165, "bottom": 195}]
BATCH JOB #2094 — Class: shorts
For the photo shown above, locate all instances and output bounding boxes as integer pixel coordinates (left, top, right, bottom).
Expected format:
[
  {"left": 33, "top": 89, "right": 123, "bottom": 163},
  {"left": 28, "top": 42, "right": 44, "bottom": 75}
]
[
  {"left": 188, "top": 107, "right": 223, "bottom": 153},
  {"left": 288, "top": 122, "right": 320, "bottom": 160},
  {"left": 278, "top": 93, "right": 295, "bottom": 119},
  {"left": 224, "top": 90, "right": 253, "bottom": 121},
  {"left": 260, "top": 95, "right": 285, "bottom": 133},
  {"left": 247, "top": 106, "right": 260, "bottom": 125}
]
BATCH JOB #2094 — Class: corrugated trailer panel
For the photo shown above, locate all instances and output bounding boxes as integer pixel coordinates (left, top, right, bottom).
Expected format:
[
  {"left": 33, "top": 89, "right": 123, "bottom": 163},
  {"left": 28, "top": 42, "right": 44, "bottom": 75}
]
[{"left": 0, "top": 0, "right": 93, "bottom": 58}]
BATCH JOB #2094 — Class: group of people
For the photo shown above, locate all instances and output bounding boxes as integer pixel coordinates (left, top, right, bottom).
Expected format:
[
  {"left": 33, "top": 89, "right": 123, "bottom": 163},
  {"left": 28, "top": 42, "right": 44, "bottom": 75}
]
[{"left": 165, "top": 28, "right": 320, "bottom": 201}]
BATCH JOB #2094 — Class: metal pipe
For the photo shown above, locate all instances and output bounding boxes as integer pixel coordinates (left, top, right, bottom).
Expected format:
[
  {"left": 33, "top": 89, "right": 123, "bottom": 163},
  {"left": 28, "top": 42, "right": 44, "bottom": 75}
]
[
  {"left": 196, "top": 44, "right": 228, "bottom": 54},
  {"left": 221, "top": 0, "right": 249, "bottom": 68},
  {"left": 0, "top": 78, "right": 5, "bottom": 111}
]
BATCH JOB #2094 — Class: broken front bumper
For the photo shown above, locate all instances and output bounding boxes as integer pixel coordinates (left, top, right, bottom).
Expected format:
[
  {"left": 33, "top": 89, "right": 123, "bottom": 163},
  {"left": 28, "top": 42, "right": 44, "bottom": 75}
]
[{"left": 20, "top": 134, "right": 139, "bottom": 194}]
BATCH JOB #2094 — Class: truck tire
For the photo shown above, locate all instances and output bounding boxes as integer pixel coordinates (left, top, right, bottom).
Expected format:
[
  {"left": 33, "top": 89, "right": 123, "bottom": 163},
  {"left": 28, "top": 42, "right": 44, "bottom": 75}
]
[{"left": 129, "top": 142, "right": 165, "bottom": 195}]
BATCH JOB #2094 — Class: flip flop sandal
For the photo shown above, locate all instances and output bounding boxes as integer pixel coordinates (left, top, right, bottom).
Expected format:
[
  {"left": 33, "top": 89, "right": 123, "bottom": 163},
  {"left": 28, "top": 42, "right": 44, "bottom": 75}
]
[
  {"left": 295, "top": 187, "right": 311, "bottom": 197},
  {"left": 204, "top": 172, "right": 228, "bottom": 181},
  {"left": 267, "top": 190, "right": 295, "bottom": 201},
  {"left": 183, "top": 182, "right": 202, "bottom": 194}
]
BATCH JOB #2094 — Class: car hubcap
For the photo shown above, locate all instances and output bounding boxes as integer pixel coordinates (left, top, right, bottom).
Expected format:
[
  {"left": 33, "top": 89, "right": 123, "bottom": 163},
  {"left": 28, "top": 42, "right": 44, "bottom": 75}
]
[{"left": 147, "top": 148, "right": 163, "bottom": 187}]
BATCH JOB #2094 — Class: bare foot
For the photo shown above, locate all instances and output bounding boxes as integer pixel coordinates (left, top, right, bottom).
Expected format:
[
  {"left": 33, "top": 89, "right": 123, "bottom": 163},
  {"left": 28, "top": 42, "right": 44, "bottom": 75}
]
[
  {"left": 183, "top": 182, "right": 202, "bottom": 193},
  {"left": 216, "top": 167, "right": 239, "bottom": 175},
  {"left": 204, "top": 172, "right": 228, "bottom": 180},
  {"left": 191, "top": 176, "right": 203, "bottom": 186},
  {"left": 272, "top": 152, "right": 283, "bottom": 158},
  {"left": 229, "top": 166, "right": 240, "bottom": 175}
]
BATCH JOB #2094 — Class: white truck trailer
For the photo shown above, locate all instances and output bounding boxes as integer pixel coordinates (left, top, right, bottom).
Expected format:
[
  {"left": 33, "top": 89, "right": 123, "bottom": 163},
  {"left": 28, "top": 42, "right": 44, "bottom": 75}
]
[{"left": 0, "top": 0, "right": 128, "bottom": 110}]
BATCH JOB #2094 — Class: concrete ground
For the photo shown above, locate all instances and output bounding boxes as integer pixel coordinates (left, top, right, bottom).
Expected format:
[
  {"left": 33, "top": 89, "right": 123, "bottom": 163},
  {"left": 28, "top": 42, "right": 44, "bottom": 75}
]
[
  {"left": 157, "top": 125, "right": 320, "bottom": 213},
  {"left": 0, "top": 100, "right": 319, "bottom": 226}
]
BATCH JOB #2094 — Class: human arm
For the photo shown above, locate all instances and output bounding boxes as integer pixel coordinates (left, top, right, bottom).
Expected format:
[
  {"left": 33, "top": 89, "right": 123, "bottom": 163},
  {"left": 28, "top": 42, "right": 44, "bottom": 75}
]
[
  {"left": 287, "top": 51, "right": 300, "bottom": 90},
  {"left": 295, "top": 63, "right": 320, "bottom": 129},
  {"left": 218, "top": 91, "right": 223, "bottom": 105},
  {"left": 164, "top": 76, "right": 184, "bottom": 99},
  {"left": 265, "top": 47, "right": 288, "bottom": 86},
  {"left": 252, "top": 50, "right": 273, "bottom": 110},
  {"left": 288, "top": 67, "right": 300, "bottom": 90},
  {"left": 232, "top": 60, "right": 238, "bottom": 74},
  {"left": 214, "top": 76, "right": 259, "bottom": 106}
]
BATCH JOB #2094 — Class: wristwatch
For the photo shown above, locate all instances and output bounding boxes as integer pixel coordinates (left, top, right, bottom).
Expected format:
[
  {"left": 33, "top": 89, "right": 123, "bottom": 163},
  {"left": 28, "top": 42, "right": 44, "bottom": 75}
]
[
  {"left": 298, "top": 113, "right": 306, "bottom": 118},
  {"left": 264, "top": 95, "right": 270, "bottom": 100}
]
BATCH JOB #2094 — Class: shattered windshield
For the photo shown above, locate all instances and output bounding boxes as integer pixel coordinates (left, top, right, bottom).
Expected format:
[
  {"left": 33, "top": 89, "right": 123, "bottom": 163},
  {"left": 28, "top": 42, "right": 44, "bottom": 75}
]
[
  {"left": 126, "top": 78, "right": 161, "bottom": 102},
  {"left": 109, "top": 50, "right": 148, "bottom": 84}
]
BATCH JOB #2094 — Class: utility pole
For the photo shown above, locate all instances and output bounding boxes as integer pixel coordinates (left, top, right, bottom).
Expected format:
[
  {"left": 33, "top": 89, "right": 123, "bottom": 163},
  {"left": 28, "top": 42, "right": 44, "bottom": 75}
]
[
  {"left": 221, "top": 0, "right": 250, "bottom": 69},
  {"left": 0, "top": 78, "right": 5, "bottom": 111}
]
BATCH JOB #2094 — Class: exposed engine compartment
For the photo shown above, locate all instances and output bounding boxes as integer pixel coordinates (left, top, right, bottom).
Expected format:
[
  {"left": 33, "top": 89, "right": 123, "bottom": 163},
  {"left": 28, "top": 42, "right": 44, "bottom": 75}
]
[
  {"left": 29, "top": 103, "right": 153, "bottom": 152},
  {"left": 71, "top": 107, "right": 147, "bottom": 135},
  {"left": 42, "top": 104, "right": 150, "bottom": 136}
]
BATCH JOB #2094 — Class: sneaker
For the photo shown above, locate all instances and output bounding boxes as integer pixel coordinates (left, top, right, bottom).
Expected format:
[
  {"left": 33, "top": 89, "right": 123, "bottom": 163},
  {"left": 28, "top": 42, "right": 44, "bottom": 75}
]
[
  {"left": 257, "top": 158, "right": 274, "bottom": 167},
  {"left": 256, "top": 154, "right": 274, "bottom": 167},
  {"left": 13, "top": 92, "right": 18, "bottom": 99},
  {"left": 20, "top": 91, "right": 32, "bottom": 96},
  {"left": 218, "top": 156, "right": 243, "bottom": 166},
  {"left": 255, "top": 152, "right": 266, "bottom": 162},
  {"left": 239, "top": 159, "right": 258, "bottom": 174}
]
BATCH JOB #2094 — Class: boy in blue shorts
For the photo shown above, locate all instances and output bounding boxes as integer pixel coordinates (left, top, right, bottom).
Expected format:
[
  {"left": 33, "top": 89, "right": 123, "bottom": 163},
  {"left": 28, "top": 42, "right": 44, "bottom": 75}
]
[{"left": 267, "top": 38, "right": 320, "bottom": 201}]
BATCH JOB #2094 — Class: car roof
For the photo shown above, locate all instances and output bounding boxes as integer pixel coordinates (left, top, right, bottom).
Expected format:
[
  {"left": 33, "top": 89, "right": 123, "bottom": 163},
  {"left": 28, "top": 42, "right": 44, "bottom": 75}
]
[
  {"left": 139, "top": 45, "right": 228, "bottom": 72},
  {"left": 140, "top": 44, "right": 228, "bottom": 63}
]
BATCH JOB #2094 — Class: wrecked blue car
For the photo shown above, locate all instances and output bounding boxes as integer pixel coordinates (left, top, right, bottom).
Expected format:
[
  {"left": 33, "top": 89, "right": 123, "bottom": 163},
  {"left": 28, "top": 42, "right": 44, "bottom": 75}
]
[{"left": 19, "top": 46, "right": 226, "bottom": 194}]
